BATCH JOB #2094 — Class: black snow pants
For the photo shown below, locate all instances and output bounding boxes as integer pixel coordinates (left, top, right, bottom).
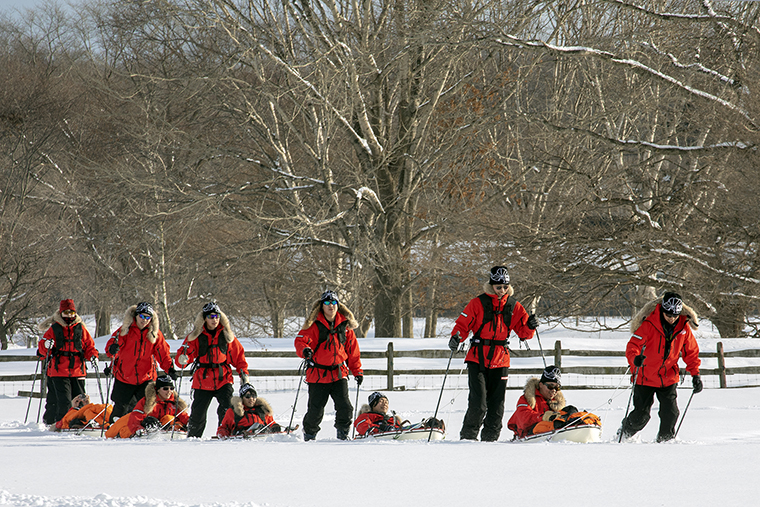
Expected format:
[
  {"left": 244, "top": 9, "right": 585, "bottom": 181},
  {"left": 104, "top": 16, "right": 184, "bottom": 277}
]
[
  {"left": 303, "top": 378, "right": 353, "bottom": 438},
  {"left": 44, "top": 376, "right": 86, "bottom": 424},
  {"left": 460, "top": 363, "right": 509, "bottom": 441},
  {"left": 187, "top": 382, "right": 234, "bottom": 438},
  {"left": 621, "top": 383, "right": 679, "bottom": 442},
  {"left": 109, "top": 379, "right": 151, "bottom": 423}
]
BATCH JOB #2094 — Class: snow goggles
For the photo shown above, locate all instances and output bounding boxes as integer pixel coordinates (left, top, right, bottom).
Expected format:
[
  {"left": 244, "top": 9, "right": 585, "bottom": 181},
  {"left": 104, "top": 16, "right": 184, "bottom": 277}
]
[
  {"left": 206, "top": 314, "right": 220, "bottom": 319},
  {"left": 322, "top": 301, "right": 338, "bottom": 306},
  {"left": 137, "top": 313, "right": 152, "bottom": 320},
  {"left": 62, "top": 310, "right": 76, "bottom": 316}
]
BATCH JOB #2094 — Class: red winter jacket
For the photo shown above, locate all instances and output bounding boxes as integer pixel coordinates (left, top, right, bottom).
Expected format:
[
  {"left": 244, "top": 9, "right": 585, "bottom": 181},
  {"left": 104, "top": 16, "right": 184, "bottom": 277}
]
[
  {"left": 127, "top": 383, "right": 189, "bottom": 436},
  {"left": 38, "top": 314, "right": 98, "bottom": 378},
  {"left": 175, "top": 311, "right": 248, "bottom": 391},
  {"left": 626, "top": 302, "right": 700, "bottom": 388},
  {"left": 217, "top": 397, "right": 277, "bottom": 437},
  {"left": 295, "top": 308, "right": 363, "bottom": 384},
  {"left": 353, "top": 409, "right": 403, "bottom": 436},
  {"left": 451, "top": 284, "right": 534, "bottom": 369},
  {"left": 507, "top": 378, "right": 566, "bottom": 438},
  {"left": 106, "top": 313, "right": 172, "bottom": 386}
]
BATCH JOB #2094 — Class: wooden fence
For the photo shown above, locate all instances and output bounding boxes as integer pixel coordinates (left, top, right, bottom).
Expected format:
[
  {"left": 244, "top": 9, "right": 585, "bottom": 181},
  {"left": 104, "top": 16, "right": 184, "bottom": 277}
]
[{"left": 3, "top": 340, "right": 760, "bottom": 395}]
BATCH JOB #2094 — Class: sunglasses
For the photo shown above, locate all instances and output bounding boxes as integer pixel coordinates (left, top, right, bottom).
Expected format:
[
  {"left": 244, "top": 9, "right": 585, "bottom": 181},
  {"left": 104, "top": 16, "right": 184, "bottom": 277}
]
[
  {"left": 323, "top": 301, "right": 338, "bottom": 306},
  {"left": 242, "top": 393, "right": 257, "bottom": 399},
  {"left": 62, "top": 310, "right": 76, "bottom": 316},
  {"left": 492, "top": 285, "right": 509, "bottom": 291},
  {"left": 159, "top": 386, "right": 174, "bottom": 391},
  {"left": 137, "top": 313, "right": 152, "bottom": 320},
  {"left": 206, "top": 314, "right": 220, "bottom": 319},
  {"left": 663, "top": 312, "right": 679, "bottom": 319},
  {"left": 544, "top": 383, "right": 560, "bottom": 391}
]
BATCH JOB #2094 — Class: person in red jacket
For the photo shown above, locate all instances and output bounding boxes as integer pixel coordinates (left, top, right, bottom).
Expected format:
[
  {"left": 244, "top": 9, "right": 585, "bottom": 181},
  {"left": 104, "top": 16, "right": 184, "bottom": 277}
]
[
  {"left": 353, "top": 391, "right": 403, "bottom": 437},
  {"left": 619, "top": 292, "right": 702, "bottom": 442},
  {"left": 507, "top": 365, "right": 567, "bottom": 439},
  {"left": 37, "top": 299, "right": 99, "bottom": 425},
  {"left": 295, "top": 290, "right": 363, "bottom": 441},
  {"left": 104, "top": 302, "right": 175, "bottom": 423},
  {"left": 106, "top": 374, "right": 188, "bottom": 438},
  {"left": 217, "top": 383, "right": 281, "bottom": 438},
  {"left": 449, "top": 266, "right": 538, "bottom": 441},
  {"left": 175, "top": 301, "right": 249, "bottom": 438}
]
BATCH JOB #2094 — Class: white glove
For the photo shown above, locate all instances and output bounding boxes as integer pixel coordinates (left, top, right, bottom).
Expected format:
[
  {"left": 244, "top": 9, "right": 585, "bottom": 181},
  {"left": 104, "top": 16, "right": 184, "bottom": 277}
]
[
  {"left": 44, "top": 339, "right": 54, "bottom": 349},
  {"left": 177, "top": 354, "right": 189, "bottom": 367},
  {"left": 240, "top": 373, "right": 250, "bottom": 386},
  {"left": 90, "top": 357, "right": 99, "bottom": 369}
]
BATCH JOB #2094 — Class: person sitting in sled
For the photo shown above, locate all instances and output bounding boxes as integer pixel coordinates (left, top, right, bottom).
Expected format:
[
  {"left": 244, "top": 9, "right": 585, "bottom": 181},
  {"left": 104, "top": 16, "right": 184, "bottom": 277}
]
[
  {"left": 217, "top": 383, "right": 282, "bottom": 438},
  {"left": 106, "top": 374, "right": 188, "bottom": 438},
  {"left": 354, "top": 392, "right": 445, "bottom": 437},
  {"left": 508, "top": 365, "right": 570, "bottom": 439},
  {"left": 354, "top": 392, "right": 404, "bottom": 437},
  {"left": 54, "top": 393, "right": 112, "bottom": 431}
]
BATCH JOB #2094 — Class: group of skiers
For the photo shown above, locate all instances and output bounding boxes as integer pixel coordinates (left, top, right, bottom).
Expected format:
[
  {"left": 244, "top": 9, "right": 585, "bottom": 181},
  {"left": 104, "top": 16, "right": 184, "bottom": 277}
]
[{"left": 36, "top": 265, "right": 702, "bottom": 442}]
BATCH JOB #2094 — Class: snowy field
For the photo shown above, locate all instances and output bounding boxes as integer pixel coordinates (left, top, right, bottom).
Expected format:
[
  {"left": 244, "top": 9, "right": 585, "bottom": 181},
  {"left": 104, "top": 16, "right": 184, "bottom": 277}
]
[{"left": 1, "top": 317, "right": 759, "bottom": 507}]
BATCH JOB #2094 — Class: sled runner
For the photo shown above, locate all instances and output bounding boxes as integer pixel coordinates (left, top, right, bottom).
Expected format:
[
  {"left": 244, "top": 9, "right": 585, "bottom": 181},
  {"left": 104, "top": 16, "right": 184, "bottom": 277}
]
[
  {"left": 354, "top": 421, "right": 446, "bottom": 441},
  {"left": 212, "top": 425, "right": 300, "bottom": 440}
]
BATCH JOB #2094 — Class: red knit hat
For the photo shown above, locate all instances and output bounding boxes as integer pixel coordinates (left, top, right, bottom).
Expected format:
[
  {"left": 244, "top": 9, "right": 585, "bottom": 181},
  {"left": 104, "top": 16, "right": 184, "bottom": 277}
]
[{"left": 59, "top": 299, "right": 76, "bottom": 313}]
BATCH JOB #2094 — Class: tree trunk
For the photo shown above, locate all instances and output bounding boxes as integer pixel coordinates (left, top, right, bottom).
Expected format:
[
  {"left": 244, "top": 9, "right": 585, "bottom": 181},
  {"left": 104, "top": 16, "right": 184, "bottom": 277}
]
[
  {"left": 95, "top": 306, "right": 110, "bottom": 338},
  {"left": 374, "top": 288, "right": 403, "bottom": 338},
  {"left": 0, "top": 325, "right": 7, "bottom": 350},
  {"left": 424, "top": 282, "right": 438, "bottom": 338},
  {"left": 270, "top": 305, "right": 284, "bottom": 338},
  {"left": 711, "top": 297, "right": 748, "bottom": 338},
  {"left": 403, "top": 284, "right": 413, "bottom": 338}
]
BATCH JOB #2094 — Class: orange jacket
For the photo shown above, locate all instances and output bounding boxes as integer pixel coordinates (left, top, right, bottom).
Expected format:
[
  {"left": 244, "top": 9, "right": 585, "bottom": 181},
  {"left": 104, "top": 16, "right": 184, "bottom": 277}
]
[
  {"left": 626, "top": 303, "right": 700, "bottom": 388},
  {"left": 38, "top": 315, "right": 97, "bottom": 378},
  {"left": 55, "top": 403, "right": 112, "bottom": 430},
  {"left": 106, "top": 323, "right": 172, "bottom": 386},
  {"left": 295, "top": 311, "right": 363, "bottom": 384},
  {"left": 217, "top": 397, "right": 277, "bottom": 437},
  {"left": 451, "top": 285, "right": 533, "bottom": 369}
]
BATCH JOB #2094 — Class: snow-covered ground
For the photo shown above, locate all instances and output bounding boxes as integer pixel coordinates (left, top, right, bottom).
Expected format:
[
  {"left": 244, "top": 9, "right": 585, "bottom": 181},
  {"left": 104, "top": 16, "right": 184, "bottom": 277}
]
[{"left": 1, "top": 317, "right": 758, "bottom": 506}]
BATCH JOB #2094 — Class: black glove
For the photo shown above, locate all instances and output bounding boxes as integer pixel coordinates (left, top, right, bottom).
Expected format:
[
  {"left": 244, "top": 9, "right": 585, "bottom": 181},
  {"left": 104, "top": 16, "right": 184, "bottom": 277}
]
[
  {"left": 448, "top": 334, "right": 460, "bottom": 352},
  {"left": 141, "top": 416, "right": 160, "bottom": 429},
  {"left": 527, "top": 314, "right": 539, "bottom": 330},
  {"left": 562, "top": 405, "right": 578, "bottom": 415},
  {"left": 633, "top": 353, "right": 646, "bottom": 368},
  {"left": 107, "top": 343, "right": 119, "bottom": 355},
  {"left": 302, "top": 347, "right": 313, "bottom": 360},
  {"left": 356, "top": 375, "right": 363, "bottom": 386},
  {"left": 692, "top": 375, "right": 703, "bottom": 394},
  {"left": 103, "top": 365, "right": 112, "bottom": 377},
  {"left": 167, "top": 367, "right": 178, "bottom": 381}
]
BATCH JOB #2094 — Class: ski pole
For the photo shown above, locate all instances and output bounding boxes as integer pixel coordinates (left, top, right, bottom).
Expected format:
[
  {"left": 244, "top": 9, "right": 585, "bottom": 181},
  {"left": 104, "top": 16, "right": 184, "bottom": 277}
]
[
  {"left": 529, "top": 296, "right": 546, "bottom": 367},
  {"left": 37, "top": 350, "right": 51, "bottom": 424},
  {"left": 429, "top": 337, "right": 459, "bottom": 442},
  {"left": 24, "top": 356, "right": 41, "bottom": 424},
  {"left": 351, "top": 376, "right": 361, "bottom": 439},
  {"left": 91, "top": 357, "right": 105, "bottom": 406},
  {"left": 534, "top": 328, "right": 547, "bottom": 368},
  {"left": 171, "top": 366, "right": 184, "bottom": 440},
  {"left": 287, "top": 360, "right": 308, "bottom": 435},
  {"left": 619, "top": 345, "right": 645, "bottom": 443},
  {"left": 76, "top": 406, "right": 108, "bottom": 436},
  {"left": 101, "top": 361, "right": 113, "bottom": 438},
  {"left": 674, "top": 390, "right": 695, "bottom": 439}
]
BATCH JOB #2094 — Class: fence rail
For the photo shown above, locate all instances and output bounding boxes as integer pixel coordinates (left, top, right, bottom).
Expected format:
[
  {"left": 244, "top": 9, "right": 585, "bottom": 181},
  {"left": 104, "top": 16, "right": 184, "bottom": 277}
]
[{"left": 3, "top": 341, "right": 759, "bottom": 391}]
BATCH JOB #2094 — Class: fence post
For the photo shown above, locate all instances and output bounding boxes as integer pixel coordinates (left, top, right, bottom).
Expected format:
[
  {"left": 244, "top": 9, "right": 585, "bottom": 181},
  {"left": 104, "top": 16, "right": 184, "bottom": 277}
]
[
  {"left": 387, "top": 342, "right": 394, "bottom": 391},
  {"left": 554, "top": 340, "right": 562, "bottom": 368},
  {"left": 717, "top": 341, "right": 727, "bottom": 388}
]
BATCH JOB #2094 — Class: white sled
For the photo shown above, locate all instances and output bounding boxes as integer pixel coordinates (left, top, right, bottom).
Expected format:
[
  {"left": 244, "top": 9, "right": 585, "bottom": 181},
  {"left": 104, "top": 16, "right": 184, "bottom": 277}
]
[
  {"left": 514, "top": 423, "right": 602, "bottom": 443},
  {"left": 355, "top": 426, "right": 445, "bottom": 441},
  {"left": 133, "top": 428, "right": 188, "bottom": 440},
  {"left": 56, "top": 427, "right": 107, "bottom": 437}
]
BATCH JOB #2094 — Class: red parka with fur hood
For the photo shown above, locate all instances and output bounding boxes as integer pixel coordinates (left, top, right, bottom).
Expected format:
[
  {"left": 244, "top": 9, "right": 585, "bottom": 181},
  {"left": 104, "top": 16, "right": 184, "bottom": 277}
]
[
  {"left": 294, "top": 301, "right": 363, "bottom": 384},
  {"left": 353, "top": 405, "right": 403, "bottom": 436},
  {"left": 126, "top": 381, "right": 189, "bottom": 436},
  {"left": 451, "top": 283, "right": 534, "bottom": 369},
  {"left": 175, "top": 310, "right": 249, "bottom": 391},
  {"left": 37, "top": 312, "right": 98, "bottom": 378},
  {"left": 626, "top": 300, "right": 700, "bottom": 388},
  {"left": 217, "top": 396, "right": 278, "bottom": 437},
  {"left": 105, "top": 305, "right": 173, "bottom": 385},
  {"left": 507, "top": 377, "right": 567, "bottom": 438}
]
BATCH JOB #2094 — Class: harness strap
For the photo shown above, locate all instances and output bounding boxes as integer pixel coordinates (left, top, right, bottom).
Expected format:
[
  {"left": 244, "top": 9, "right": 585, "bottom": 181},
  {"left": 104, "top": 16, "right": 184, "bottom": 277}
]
[{"left": 471, "top": 294, "right": 515, "bottom": 370}]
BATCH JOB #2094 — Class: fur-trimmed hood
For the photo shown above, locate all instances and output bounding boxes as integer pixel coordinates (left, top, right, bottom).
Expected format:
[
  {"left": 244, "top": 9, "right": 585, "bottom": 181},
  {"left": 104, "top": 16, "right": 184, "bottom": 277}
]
[
  {"left": 229, "top": 395, "right": 273, "bottom": 418},
  {"left": 358, "top": 403, "right": 374, "bottom": 415},
  {"left": 119, "top": 304, "right": 161, "bottom": 344},
  {"left": 186, "top": 309, "right": 235, "bottom": 343},
  {"left": 301, "top": 299, "right": 359, "bottom": 331},
  {"left": 482, "top": 282, "right": 515, "bottom": 298},
  {"left": 142, "top": 381, "right": 188, "bottom": 415},
  {"left": 38, "top": 311, "right": 85, "bottom": 332},
  {"left": 630, "top": 299, "right": 699, "bottom": 334},
  {"left": 522, "top": 377, "right": 566, "bottom": 411}
]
